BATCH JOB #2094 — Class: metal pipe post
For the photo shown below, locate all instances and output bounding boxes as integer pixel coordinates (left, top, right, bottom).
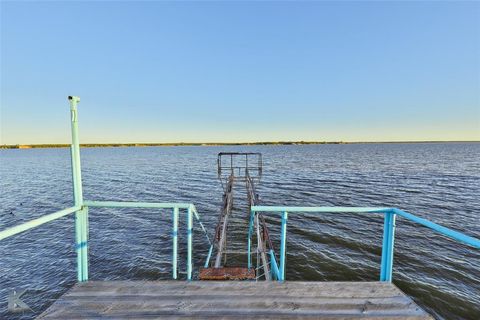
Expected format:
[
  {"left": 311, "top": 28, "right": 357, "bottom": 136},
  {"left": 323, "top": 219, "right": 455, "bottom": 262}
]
[
  {"left": 81, "top": 206, "right": 89, "bottom": 280},
  {"left": 279, "top": 211, "right": 288, "bottom": 281},
  {"left": 74, "top": 206, "right": 88, "bottom": 282},
  {"left": 380, "top": 211, "right": 396, "bottom": 282},
  {"left": 74, "top": 205, "right": 83, "bottom": 282},
  {"left": 69, "top": 96, "right": 88, "bottom": 282},
  {"left": 204, "top": 245, "right": 213, "bottom": 268},
  {"left": 172, "top": 207, "right": 179, "bottom": 279},
  {"left": 269, "top": 250, "right": 280, "bottom": 280},
  {"left": 247, "top": 210, "right": 255, "bottom": 269},
  {"left": 187, "top": 206, "right": 193, "bottom": 280}
]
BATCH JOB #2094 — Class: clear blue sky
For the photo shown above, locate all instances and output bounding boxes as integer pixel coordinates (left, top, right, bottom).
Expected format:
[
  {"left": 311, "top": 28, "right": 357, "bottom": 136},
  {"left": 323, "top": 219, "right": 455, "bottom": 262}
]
[{"left": 1, "top": 1, "right": 479, "bottom": 144}]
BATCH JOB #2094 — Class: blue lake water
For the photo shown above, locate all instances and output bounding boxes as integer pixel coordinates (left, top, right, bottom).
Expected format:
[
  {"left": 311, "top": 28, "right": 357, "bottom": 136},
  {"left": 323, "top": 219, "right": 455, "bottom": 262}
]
[{"left": 0, "top": 143, "right": 479, "bottom": 319}]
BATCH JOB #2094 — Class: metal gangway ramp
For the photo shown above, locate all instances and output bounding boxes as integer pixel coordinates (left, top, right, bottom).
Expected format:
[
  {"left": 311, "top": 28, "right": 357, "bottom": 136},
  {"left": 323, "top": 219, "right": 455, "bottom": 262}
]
[{"left": 200, "top": 152, "right": 275, "bottom": 280}]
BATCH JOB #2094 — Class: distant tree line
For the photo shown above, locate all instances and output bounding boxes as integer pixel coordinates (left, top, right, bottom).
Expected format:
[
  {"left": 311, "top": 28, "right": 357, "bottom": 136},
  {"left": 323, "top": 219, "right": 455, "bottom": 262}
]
[{"left": 0, "top": 141, "right": 346, "bottom": 149}]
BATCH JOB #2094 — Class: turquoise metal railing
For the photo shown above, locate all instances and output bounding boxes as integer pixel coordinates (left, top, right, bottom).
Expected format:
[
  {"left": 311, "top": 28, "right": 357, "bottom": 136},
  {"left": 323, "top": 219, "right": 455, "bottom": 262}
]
[
  {"left": 0, "top": 201, "right": 212, "bottom": 281},
  {"left": 0, "top": 96, "right": 213, "bottom": 282},
  {"left": 83, "top": 201, "right": 213, "bottom": 280},
  {"left": 248, "top": 206, "right": 480, "bottom": 282}
]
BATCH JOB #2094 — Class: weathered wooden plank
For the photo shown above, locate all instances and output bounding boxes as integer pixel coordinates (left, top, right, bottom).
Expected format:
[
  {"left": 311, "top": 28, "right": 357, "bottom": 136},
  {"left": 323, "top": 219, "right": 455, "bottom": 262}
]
[
  {"left": 64, "top": 280, "right": 400, "bottom": 291},
  {"left": 64, "top": 281, "right": 403, "bottom": 298},
  {"left": 37, "top": 281, "right": 434, "bottom": 320},
  {"left": 39, "top": 309, "right": 433, "bottom": 320},
  {"left": 40, "top": 295, "right": 416, "bottom": 309}
]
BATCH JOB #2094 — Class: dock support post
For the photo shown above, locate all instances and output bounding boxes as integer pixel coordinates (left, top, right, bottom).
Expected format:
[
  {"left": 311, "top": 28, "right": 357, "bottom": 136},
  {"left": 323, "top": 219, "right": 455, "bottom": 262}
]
[
  {"left": 279, "top": 211, "right": 288, "bottom": 281},
  {"left": 172, "top": 207, "right": 179, "bottom": 279},
  {"left": 187, "top": 206, "right": 193, "bottom": 280},
  {"left": 380, "top": 210, "right": 396, "bottom": 282},
  {"left": 247, "top": 210, "right": 255, "bottom": 269},
  {"left": 69, "top": 96, "right": 88, "bottom": 282},
  {"left": 74, "top": 206, "right": 84, "bottom": 282},
  {"left": 80, "top": 207, "right": 89, "bottom": 280}
]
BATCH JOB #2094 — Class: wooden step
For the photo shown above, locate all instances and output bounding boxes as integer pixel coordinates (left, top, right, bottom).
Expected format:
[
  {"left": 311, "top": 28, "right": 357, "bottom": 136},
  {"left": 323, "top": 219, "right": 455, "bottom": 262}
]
[
  {"left": 37, "top": 281, "right": 434, "bottom": 319},
  {"left": 199, "top": 267, "right": 256, "bottom": 280}
]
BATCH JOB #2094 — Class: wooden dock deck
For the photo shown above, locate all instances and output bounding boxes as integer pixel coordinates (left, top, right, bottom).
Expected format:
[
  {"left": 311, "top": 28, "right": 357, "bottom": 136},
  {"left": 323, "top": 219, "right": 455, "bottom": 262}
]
[{"left": 37, "top": 281, "right": 433, "bottom": 319}]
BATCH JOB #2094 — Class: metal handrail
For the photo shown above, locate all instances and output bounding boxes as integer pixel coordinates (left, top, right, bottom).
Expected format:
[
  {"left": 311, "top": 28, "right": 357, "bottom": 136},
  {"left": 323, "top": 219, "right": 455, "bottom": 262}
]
[
  {"left": 248, "top": 206, "right": 480, "bottom": 282},
  {"left": 0, "top": 206, "right": 81, "bottom": 241}
]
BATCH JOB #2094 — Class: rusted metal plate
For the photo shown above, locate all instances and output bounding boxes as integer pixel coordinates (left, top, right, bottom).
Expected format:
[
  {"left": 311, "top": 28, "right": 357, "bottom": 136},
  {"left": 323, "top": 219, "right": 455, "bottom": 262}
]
[{"left": 199, "top": 267, "right": 256, "bottom": 280}]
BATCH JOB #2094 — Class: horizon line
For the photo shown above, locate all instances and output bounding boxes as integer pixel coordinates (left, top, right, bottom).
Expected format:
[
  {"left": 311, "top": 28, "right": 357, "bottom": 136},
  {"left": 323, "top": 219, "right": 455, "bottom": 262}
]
[{"left": 1, "top": 140, "right": 479, "bottom": 149}]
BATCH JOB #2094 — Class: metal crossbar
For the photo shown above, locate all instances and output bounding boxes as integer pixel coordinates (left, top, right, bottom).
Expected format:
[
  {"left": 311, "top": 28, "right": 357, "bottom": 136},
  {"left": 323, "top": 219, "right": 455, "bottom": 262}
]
[
  {"left": 255, "top": 259, "right": 272, "bottom": 280},
  {"left": 0, "top": 206, "right": 81, "bottom": 241}
]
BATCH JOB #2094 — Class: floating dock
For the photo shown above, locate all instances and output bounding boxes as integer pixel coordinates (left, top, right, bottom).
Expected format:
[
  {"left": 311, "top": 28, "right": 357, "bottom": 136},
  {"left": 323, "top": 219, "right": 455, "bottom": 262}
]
[{"left": 37, "top": 281, "right": 432, "bottom": 319}]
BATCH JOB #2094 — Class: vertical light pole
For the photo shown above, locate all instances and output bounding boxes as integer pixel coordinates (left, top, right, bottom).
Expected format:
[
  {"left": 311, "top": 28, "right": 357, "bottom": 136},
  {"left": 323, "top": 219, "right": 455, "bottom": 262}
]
[{"left": 69, "top": 96, "right": 88, "bottom": 282}]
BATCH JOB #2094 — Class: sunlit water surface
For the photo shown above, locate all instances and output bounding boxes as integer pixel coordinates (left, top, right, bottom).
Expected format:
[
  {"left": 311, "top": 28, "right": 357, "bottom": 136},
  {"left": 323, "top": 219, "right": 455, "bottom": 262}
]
[{"left": 0, "top": 143, "right": 479, "bottom": 319}]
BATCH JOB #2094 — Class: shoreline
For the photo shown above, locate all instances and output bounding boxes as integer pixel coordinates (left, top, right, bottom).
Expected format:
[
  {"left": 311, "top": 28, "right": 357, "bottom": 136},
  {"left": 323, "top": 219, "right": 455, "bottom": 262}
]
[{"left": 1, "top": 140, "right": 479, "bottom": 149}]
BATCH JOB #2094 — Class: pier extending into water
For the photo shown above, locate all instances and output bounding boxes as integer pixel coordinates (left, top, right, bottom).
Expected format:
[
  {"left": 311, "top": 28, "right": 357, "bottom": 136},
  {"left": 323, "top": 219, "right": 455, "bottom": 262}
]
[
  {"left": 200, "top": 152, "right": 270, "bottom": 280},
  {"left": 1, "top": 96, "right": 479, "bottom": 319}
]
